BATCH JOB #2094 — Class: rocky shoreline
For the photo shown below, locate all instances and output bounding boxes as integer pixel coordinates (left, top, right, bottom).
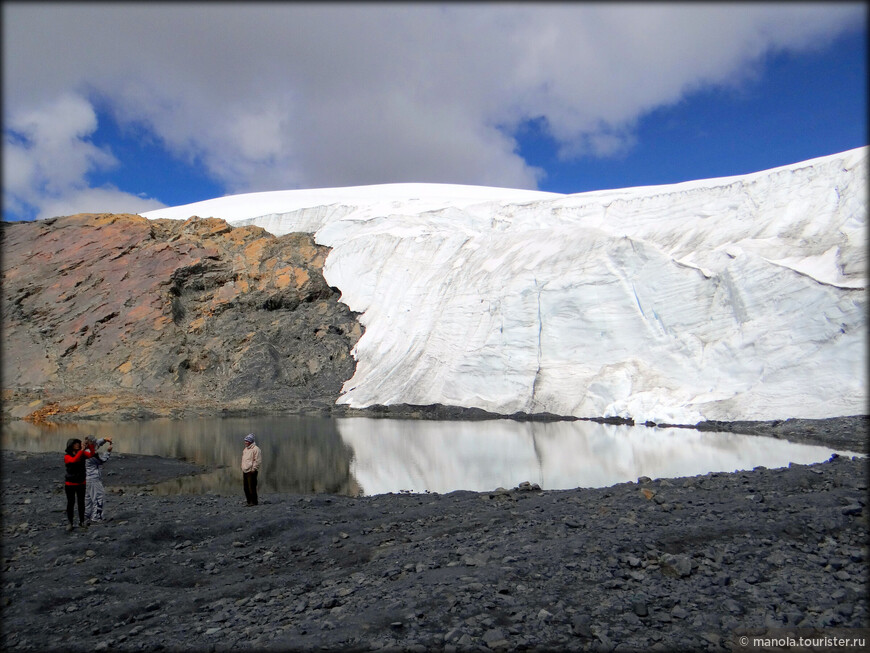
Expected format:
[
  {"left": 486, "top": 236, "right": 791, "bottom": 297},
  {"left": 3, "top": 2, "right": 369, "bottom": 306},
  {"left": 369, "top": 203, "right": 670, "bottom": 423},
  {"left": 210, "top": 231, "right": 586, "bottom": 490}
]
[{"left": 1, "top": 418, "right": 868, "bottom": 652}]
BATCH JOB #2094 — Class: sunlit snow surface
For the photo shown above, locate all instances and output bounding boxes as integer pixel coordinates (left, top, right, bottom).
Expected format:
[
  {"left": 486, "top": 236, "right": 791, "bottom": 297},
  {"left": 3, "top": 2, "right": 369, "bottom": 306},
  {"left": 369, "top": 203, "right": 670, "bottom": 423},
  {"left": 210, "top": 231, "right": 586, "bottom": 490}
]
[{"left": 143, "top": 148, "right": 867, "bottom": 423}]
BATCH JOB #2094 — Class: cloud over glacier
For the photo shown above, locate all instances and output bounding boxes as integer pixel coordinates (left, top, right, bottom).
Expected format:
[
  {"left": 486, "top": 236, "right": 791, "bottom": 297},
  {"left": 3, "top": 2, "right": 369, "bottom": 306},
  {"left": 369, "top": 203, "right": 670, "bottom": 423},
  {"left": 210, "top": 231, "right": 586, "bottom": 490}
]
[
  {"left": 4, "top": 4, "right": 865, "bottom": 220},
  {"left": 144, "top": 147, "right": 868, "bottom": 424}
]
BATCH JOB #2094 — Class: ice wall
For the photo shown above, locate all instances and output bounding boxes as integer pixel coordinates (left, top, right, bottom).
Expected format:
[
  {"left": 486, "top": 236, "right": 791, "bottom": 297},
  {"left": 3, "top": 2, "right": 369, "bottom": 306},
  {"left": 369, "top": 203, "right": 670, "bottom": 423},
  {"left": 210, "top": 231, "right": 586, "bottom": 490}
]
[{"left": 143, "top": 148, "right": 867, "bottom": 423}]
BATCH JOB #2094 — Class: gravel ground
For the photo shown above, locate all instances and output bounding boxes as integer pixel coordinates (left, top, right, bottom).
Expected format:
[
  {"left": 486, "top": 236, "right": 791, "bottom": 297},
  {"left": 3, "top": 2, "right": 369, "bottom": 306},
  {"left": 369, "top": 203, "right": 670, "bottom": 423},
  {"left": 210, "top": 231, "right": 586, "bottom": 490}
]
[{"left": 1, "top": 418, "right": 868, "bottom": 652}]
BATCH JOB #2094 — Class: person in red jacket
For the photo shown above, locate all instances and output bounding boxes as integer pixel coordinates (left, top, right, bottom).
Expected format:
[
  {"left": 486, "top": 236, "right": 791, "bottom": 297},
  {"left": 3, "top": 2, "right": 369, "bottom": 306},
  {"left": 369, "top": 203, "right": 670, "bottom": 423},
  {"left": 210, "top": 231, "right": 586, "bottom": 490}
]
[{"left": 64, "top": 438, "right": 93, "bottom": 531}]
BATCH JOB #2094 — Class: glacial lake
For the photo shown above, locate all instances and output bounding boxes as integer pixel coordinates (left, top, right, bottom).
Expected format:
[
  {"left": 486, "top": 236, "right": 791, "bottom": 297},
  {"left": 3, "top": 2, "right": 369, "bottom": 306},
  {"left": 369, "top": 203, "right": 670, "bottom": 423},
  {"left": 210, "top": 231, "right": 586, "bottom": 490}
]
[{"left": 1, "top": 416, "right": 859, "bottom": 497}]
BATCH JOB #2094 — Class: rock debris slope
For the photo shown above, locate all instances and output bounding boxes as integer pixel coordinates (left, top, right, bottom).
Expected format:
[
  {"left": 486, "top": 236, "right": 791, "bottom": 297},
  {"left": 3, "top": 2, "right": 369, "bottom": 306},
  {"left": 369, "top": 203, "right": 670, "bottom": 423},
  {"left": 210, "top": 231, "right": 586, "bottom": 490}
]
[{"left": 145, "top": 147, "right": 867, "bottom": 424}]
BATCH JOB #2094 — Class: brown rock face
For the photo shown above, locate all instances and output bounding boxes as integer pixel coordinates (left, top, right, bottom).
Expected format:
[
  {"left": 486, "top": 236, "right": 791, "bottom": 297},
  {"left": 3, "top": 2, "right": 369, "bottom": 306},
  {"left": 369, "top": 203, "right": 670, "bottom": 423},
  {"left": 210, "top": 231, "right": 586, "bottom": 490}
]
[{"left": 1, "top": 213, "right": 362, "bottom": 420}]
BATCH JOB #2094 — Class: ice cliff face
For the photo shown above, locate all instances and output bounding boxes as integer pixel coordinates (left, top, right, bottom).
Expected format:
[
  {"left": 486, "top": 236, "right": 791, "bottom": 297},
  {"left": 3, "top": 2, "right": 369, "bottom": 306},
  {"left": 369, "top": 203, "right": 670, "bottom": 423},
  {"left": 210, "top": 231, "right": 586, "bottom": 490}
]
[{"left": 143, "top": 147, "right": 867, "bottom": 423}]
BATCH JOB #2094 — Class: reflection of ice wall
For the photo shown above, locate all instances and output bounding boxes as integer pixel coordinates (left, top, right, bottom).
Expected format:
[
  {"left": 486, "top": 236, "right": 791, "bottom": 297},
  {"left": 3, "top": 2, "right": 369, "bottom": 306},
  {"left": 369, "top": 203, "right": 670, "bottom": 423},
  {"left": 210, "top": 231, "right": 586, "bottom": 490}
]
[
  {"left": 144, "top": 148, "right": 867, "bottom": 423},
  {"left": 337, "top": 418, "right": 849, "bottom": 495}
]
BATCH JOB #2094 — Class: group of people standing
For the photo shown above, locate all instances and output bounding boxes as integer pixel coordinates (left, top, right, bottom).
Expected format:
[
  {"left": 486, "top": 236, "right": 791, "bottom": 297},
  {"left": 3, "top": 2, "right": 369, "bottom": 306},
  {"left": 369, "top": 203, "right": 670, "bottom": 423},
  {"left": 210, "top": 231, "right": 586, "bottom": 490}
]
[
  {"left": 62, "top": 432, "right": 262, "bottom": 530},
  {"left": 63, "top": 436, "right": 112, "bottom": 531}
]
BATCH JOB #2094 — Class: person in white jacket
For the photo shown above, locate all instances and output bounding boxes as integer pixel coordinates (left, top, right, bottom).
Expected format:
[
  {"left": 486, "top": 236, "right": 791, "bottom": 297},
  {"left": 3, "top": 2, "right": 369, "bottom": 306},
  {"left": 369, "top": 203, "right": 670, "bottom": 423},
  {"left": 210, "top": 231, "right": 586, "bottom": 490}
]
[
  {"left": 83, "top": 435, "right": 113, "bottom": 523},
  {"left": 241, "top": 433, "right": 261, "bottom": 506}
]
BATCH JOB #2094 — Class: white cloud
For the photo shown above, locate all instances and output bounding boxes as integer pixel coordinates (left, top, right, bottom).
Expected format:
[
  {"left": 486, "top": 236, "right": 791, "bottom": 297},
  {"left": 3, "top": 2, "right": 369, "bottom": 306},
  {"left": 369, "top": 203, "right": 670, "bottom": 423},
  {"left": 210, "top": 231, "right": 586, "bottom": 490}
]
[
  {"left": 2, "top": 93, "right": 164, "bottom": 220},
  {"left": 2, "top": 3, "right": 864, "bottom": 217},
  {"left": 3, "top": 94, "right": 115, "bottom": 193}
]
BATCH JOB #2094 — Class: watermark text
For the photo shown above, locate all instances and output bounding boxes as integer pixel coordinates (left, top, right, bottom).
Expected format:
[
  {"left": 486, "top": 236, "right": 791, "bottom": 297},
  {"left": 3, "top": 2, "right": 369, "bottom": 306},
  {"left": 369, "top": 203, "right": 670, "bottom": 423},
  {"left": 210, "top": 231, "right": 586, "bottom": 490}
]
[{"left": 734, "top": 628, "right": 870, "bottom": 652}]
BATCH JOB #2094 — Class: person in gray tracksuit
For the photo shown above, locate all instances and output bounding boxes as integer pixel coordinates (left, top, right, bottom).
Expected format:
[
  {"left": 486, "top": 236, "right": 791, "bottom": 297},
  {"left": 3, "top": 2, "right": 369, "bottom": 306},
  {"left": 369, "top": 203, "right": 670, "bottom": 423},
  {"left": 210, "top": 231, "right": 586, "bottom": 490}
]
[{"left": 83, "top": 435, "right": 113, "bottom": 523}]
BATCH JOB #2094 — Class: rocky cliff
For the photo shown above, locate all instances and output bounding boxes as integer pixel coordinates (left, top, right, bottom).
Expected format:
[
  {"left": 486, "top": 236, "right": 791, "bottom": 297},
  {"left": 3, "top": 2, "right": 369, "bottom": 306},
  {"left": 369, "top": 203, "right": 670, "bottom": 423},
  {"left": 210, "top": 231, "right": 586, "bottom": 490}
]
[{"left": 1, "top": 213, "right": 362, "bottom": 421}]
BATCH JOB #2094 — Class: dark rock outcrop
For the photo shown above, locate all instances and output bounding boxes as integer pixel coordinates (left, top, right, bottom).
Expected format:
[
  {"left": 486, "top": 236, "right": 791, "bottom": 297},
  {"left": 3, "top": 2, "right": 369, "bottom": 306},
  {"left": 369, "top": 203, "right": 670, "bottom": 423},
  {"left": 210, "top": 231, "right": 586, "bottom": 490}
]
[{"left": 1, "top": 213, "right": 362, "bottom": 420}]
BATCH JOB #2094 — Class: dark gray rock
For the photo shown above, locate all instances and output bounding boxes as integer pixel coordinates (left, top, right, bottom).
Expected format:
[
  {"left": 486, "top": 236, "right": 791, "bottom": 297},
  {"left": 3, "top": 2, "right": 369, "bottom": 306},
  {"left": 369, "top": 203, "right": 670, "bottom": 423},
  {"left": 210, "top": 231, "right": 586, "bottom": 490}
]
[{"left": 2, "top": 441, "right": 868, "bottom": 652}]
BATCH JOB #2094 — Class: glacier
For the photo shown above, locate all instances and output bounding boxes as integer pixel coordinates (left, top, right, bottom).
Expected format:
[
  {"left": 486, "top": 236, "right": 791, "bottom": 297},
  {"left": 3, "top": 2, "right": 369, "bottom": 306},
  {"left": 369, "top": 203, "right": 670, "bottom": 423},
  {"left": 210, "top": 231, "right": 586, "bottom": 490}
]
[{"left": 143, "top": 147, "right": 867, "bottom": 424}]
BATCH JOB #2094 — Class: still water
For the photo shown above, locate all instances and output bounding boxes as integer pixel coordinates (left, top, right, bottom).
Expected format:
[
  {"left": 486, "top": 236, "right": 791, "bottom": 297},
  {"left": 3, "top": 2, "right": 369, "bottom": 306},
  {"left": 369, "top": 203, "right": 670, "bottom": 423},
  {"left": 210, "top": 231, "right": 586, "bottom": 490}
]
[{"left": 1, "top": 416, "right": 857, "bottom": 497}]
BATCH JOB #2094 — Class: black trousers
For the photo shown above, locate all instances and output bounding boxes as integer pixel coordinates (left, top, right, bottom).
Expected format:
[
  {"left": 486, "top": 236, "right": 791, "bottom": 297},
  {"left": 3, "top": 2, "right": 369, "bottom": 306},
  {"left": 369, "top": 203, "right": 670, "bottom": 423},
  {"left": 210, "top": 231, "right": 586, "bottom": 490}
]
[
  {"left": 66, "top": 484, "right": 86, "bottom": 524},
  {"left": 243, "top": 471, "right": 258, "bottom": 505}
]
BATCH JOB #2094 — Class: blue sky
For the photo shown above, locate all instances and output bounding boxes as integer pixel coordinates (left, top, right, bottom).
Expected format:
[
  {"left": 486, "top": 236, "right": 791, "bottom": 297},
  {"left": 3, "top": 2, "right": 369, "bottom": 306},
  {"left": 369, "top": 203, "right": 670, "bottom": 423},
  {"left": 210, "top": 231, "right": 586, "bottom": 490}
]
[
  {"left": 514, "top": 28, "right": 867, "bottom": 194},
  {"left": 3, "top": 3, "right": 867, "bottom": 220}
]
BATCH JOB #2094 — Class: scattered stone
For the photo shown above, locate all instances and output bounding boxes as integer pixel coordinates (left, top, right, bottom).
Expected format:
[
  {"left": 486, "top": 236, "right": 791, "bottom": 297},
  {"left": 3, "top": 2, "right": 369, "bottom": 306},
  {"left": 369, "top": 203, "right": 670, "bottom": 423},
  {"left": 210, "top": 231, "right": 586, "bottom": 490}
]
[
  {"left": 661, "top": 554, "right": 693, "bottom": 578},
  {"left": 571, "top": 614, "right": 594, "bottom": 638},
  {"left": 483, "top": 628, "right": 509, "bottom": 649}
]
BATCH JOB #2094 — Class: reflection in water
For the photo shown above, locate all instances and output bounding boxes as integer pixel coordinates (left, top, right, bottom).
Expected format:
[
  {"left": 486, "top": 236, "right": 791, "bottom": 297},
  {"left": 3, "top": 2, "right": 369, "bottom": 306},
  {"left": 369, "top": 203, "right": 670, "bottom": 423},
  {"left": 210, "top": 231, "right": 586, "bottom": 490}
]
[
  {"left": 1, "top": 417, "right": 857, "bottom": 497},
  {"left": 339, "top": 418, "right": 857, "bottom": 494},
  {"left": 1, "top": 417, "right": 358, "bottom": 496}
]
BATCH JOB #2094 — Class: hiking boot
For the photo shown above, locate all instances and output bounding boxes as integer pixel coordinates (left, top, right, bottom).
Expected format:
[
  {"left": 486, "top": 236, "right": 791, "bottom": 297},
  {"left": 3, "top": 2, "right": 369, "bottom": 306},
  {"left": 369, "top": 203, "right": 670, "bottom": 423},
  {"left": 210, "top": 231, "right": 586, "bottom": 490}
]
[
  {"left": 66, "top": 523, "right": 75, "bottom": 532},
  {"left": 80, "top": 521, "right": 88, "bottom": 530}
]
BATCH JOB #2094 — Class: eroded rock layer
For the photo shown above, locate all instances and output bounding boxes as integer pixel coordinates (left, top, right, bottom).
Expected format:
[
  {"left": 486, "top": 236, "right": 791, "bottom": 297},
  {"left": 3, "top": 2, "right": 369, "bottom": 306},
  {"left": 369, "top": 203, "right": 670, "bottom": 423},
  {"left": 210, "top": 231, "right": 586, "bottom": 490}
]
[{"left": 1, "top": 213, "right": 362, "bottom": 420}]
